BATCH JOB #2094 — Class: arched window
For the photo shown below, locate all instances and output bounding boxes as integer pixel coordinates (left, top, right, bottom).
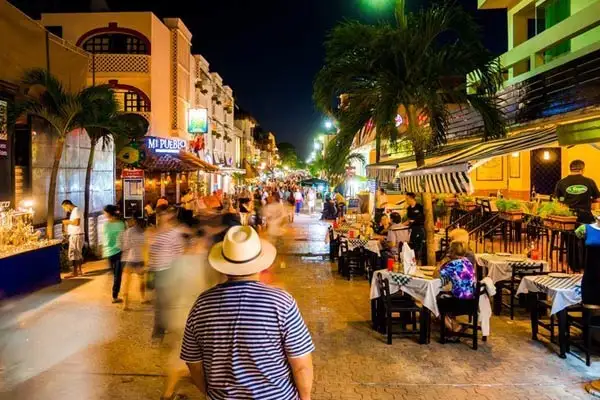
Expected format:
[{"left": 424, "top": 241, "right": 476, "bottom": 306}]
[
  {"left": 82, "top": 33, "right": 149, "bottom": 55},
  {"left": 108, "top": 83, "right": 151, "bottom": 112}
]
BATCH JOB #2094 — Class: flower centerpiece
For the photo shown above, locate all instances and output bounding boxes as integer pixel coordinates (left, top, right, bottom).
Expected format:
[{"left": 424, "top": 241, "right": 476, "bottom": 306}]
[
  {"left": 537, "top": 200, "right": 577, "bottom": 230},
  {"left": 496, "top": 199, "right": 524, "bottom": 222}
]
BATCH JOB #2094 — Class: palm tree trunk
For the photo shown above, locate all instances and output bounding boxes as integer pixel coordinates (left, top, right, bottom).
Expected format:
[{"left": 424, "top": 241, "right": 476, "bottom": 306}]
[
  {"left": 47, "top": 136, "right": 65, "bottom": 239},
  {"left": 84, "top": 138, "right": 97, "bottom": 245},
  {"left": 375, "top": 133, "right": 381, "bottom": 163},
  {"left": 407, "top": 104, "right": 436, "bottom": 266}
]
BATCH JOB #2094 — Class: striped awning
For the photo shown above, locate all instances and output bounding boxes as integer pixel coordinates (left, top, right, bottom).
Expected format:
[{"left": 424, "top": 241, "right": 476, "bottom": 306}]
[
  {"left": 399, "top": 127, "right": 557, "bottom": 194},
  {"left": 366, "top": 165, "right": 396, "bottom": 181}
]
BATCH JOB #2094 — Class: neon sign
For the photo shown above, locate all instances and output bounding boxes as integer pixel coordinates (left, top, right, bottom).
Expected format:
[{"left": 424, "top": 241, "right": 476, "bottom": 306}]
[
  {"left": 187, "top": 108, "right": 209, "bottom": 134},
  {"left": 146, "top": 137, "right": 187, "bottom": 154}
]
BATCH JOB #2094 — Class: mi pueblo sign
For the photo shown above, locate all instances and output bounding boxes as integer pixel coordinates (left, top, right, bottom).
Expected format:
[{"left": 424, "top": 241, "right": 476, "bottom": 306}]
[{"left": 146, "top": 137, "right": 187, "bottom": 154}]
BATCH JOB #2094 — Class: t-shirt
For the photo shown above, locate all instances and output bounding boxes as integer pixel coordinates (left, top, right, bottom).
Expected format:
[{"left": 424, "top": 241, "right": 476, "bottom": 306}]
[
  {"left": 181, "top": 281, "right": 314, "bottom": 400},
  {"left": 103, "top": 220, "right": 125, "bottom": 258},
  {"left": 67, "top": 206, "right": 84, "bottom": 235},
  {"left": 386, "top": 223, "right": 410, "bottom": 247},
  {"left": 294, "top": 191, "right": 303, "bottom": 202},
  {"left": 147, "top": 227, "right": 186, "bottom": 271},
  {"left": 121, "top": 226, "right": 146, "bottom": 263},
  {"left": 554, "top": 174, "right": 600, "bottom": 212},
  {"left": 406, "top": 204, "right": 425, "bottom": 227}
]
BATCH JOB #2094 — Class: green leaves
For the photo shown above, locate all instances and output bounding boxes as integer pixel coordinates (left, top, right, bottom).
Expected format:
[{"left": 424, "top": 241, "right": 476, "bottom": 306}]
[{"left": 313, "top": 1, "right": 506, "bottom": 163}]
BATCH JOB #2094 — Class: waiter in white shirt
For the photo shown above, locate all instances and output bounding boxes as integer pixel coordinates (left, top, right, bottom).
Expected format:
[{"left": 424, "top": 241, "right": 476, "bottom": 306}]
[{"left": 61, "top": 199, "right": 84, "bottom": 277}]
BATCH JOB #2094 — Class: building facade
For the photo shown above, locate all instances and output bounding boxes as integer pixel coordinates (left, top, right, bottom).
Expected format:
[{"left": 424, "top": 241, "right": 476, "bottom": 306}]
[{"left": 40, "top": 11, "right": 245, "bottom": 194}]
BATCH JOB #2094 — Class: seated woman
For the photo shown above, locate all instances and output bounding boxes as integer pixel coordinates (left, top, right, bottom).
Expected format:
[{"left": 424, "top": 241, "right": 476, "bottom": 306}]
[
  {"left": 321, "top": 197, "right": 337, "bottom": 220},
  {"left": 434, "top": 241, "right": 476, "bottom": 335},
  {"left": 439, "top": 228, "right": 476, "bottom": 268}
]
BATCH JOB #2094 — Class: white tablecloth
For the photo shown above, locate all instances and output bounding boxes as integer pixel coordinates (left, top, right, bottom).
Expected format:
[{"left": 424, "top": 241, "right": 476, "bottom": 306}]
[
  {"left": 370, "top": 270, "right": 444, "bottom": 316},
  {"left": 346, "top": 239, "right": 382, "bottom": 256},
  {"left": 476, "top": 253, "right": 549, "bottom": 283},
  {"left": 517, "top": 275, "right": 582, "bottom": 315}
]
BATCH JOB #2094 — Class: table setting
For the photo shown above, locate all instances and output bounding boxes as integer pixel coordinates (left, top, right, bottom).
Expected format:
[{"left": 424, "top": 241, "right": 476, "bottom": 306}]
[{"left": 475, "top": 252, "right": 549, "bottom": 284}]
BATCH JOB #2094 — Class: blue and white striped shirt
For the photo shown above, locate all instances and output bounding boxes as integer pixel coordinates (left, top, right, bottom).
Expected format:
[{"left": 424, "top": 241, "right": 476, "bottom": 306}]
[{"left": 180, "top": 281, "right": 314, "bottom": 400}]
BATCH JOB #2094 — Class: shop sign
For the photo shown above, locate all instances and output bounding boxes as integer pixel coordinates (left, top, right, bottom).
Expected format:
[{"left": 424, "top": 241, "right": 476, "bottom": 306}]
[
  {"left": 146, "top": 137, "right": 187, "bottom": 154},
  {"left": 121, "top": 169, "right": 144, "bottom": 179},
  {"left": 187, "top": 108, "right": 209, "bottom": 134},
  {"left": 0, "top": 100, "right": 8, "bottom": 158}
]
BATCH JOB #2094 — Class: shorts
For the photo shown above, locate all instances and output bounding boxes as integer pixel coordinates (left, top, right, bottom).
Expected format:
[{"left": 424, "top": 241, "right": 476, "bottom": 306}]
[
  {"left": 68, "top": 234, "right": 84, "bottom": 261},
  {"left": 126, "top": 261, "right": 145, "bottom": 273}
]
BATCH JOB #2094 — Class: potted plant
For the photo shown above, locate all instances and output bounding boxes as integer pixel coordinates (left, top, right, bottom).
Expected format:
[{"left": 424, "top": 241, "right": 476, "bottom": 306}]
[
  {"left": 212, "top": 130, "right": 221, "bottom": 139},
  {"left": 538, "top": 200, "right": 577, "bottom": 230},
  {"left": 497, "top": 199, "right": 524, "bottom": 221},
  {"left": 459, "top": 195, "right": 476, "bottom": 211},
  {"left": 442, "top": 194, "right": 457, "bottom": 207}
]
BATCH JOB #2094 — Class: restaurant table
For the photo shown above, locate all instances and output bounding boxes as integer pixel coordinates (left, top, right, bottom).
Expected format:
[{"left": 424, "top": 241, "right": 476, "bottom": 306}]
[
  {"left": 476, "top": 253, "right": 550, "bottom": 315},
  {"left": 517, "top": 274, "right": 582, "bottom": 358},
  {"left": 345, "top": 238, "right": 382, "bottom": 256},
  {"left": 475, "top": 253, "right": 550, "bottom": 284},
  {"left": 370, "top": 269, "right": 443, "bottom": 344}
]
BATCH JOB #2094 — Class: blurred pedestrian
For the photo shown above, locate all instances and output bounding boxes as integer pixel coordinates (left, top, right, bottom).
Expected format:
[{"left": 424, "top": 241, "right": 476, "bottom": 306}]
[
  {"left": 161, "top": 227, "right": 224, "bottom": 400},
  {"left": 294, "top": 187, "right": 304, "bottom": 215},
  {"left": 181, "top": 226, "right": 314, "bottom": 399},
  {"left": 307, "top": 188, "right": 316, "bottom": 215},
  {"left": 103, "top": 205, "right": 126, "bottom": 304},
  {"left": 121, "top": 212, "right": 147, "bottom": 310},
  {"left": 263, "top": 192, "right": 287, "bottom": 268},
  {"left": 147, "top": 207, "right": 186, "bottom": 340},
  {"left": 61, "top": 199, "right": 84, "bottom": 277},
  {"left": 157, "top": 196, "right": 169, "bottom": 208}
]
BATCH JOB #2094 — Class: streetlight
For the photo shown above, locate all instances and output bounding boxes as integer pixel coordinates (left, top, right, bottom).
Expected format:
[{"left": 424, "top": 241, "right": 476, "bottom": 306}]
[
  {"left": 314, "top": 141, "right": 321, "bottom": 150},
  {"left": 324, "top": 120, "right": 333, "bottom": 130}
]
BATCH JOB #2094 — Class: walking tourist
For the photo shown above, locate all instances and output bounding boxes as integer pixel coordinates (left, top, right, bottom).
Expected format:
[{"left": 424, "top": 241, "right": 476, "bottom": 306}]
[
  {"left": 161, "top": 227, "right": 224, "bottom": 400},
  {"left": 307, "top": 188, "right": 316, "bottom": 215},
  {"left": 334, "top": 190, "right": 346, "bottom": 219},
  {"left": 404, "top": 192, "right": 425, "bottom": 264},
  {"left": 181, "top": 226, "right": 314, "bottom": 399},
  {"left": 294, "top": 186, "right": 304, "bottom": 215},
  {"left": 121, "top": 212, "right": 147, "bottom": 309},
  {"left": 554, "top": 159, "right": 600, "bottom": 223},
  {"left": 61, "top": 199, "right": 84, "bottom": 277},
  {"left": 147, "top": 207, "right": 186, "bottom": 340},
  {"left": 103, "top": 205, "right": 126, "bottom": 304},
  {"left": 263, "top": 192, "right": 287, "bottom": 268}
]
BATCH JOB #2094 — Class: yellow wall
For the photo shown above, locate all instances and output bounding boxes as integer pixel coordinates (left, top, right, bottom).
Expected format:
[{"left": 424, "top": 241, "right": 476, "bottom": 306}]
[
  {"left": 150, "top": 15, "right": 171, "bottom": 137},
  {"left": 0, "top": 0, "right": 88, "bottom": 90}
]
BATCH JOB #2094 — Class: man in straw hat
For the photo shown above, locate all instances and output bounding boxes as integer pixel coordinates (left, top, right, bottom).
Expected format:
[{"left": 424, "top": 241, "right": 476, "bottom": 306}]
[{"left": 180, "top": 226, "right": 314, "bottom": 400}]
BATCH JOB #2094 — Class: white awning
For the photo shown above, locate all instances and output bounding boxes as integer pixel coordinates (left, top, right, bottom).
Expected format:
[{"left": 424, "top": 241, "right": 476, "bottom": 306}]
[{"left": 398, "top": 127, "right": 557, "bottom": 194}]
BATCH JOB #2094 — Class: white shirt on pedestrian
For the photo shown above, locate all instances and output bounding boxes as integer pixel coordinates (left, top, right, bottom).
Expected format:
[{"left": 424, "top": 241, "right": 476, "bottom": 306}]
[{"left": 68, "top": 206, "right": 84, "bottom": 235}]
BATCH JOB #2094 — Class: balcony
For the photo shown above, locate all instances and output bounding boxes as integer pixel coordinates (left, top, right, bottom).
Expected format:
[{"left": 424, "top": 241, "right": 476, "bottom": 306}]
[
  {"left": 88, "top": 54, "right": 150, "bottom": 74},
  {"left": 500, "top": 1, "right": 600, "bottom": 85}
]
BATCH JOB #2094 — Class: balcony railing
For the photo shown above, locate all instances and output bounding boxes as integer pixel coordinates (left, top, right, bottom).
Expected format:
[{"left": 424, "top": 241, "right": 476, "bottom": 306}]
[
  {"left": 447, "top": 46, "right": 600, "bottom": 136},
  {"left": 500, "top": 1, "right": 600, "bottom": 84},
  {"left": 88, "top": 54, "right": 151, "bottom": 74}
]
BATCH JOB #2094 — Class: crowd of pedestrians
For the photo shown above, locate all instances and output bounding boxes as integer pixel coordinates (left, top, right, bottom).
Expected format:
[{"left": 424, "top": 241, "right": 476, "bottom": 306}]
[{"left": 60, "top": 180, "right": 318, "bottom": 400}]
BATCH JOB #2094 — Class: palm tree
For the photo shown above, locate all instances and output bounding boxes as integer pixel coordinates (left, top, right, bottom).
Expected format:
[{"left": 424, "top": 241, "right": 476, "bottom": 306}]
[
  {"left": 314, "top": 1, "right": 505, "bottom": 264},
  {"left": 78, "top": 88, "right": 145, "bottom": 244},
  {"left": 20, "top": 69, "right": 90, "bottom": 239},
  {"left": 311, "top": 138, "right": 366, "bottom": 188}
]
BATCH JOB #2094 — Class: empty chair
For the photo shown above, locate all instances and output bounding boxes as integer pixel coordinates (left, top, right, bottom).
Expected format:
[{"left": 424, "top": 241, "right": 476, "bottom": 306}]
[
  {"left": 567, "top": 304, "right": 600, "bottom": 366},
  {"left": 497, "top": 262, "right": 546, "bottom": 320}
]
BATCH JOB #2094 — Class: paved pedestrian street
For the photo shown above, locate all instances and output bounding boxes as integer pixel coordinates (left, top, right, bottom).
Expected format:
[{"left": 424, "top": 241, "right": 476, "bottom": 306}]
[{"left": 1, "top": 215, "right": 600, "bottom": 399}]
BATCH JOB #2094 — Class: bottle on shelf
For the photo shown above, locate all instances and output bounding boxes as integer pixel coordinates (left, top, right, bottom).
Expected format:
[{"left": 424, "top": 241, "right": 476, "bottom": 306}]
[{"left": 531, "top": 185, "right": 536, "bottom": 201}]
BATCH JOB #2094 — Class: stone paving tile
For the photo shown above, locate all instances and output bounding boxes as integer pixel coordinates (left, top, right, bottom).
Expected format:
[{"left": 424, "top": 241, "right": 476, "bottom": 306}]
[{"left": 0, "top": 214, "right": 598, "bottom": 399}]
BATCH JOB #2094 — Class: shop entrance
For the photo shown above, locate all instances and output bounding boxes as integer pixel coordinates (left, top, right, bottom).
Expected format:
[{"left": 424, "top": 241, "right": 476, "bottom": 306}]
[{"left": 530, "top": 148, "right": 562, "bottom": 195}]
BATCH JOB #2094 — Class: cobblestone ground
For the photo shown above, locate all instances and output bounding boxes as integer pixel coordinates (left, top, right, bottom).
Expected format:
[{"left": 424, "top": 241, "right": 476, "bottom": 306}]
[{"left": 1, "top": 214, "right": 599, "bottom": 399}]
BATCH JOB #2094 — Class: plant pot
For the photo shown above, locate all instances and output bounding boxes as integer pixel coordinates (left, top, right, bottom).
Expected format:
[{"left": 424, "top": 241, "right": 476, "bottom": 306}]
[
  {"left": 444, "top": 198, "right": 457, "bottom": 207},
  {"left": 500, "top": 210, "right": 523, "bottom": 222},
  {"left": 461, "top": 202, "right": 476, "bottom": 211},
  {"left": 544, "top": 215, "right": 577, "bottom": 230}
]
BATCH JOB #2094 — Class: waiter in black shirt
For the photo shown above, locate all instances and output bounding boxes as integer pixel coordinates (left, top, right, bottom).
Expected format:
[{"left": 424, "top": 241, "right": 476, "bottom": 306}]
[
  {"left": 554, "top": 160, "right": 600, "bottom": 224},
  {"left": 403, "top": 192, "right": 426, "bottom": 263}
]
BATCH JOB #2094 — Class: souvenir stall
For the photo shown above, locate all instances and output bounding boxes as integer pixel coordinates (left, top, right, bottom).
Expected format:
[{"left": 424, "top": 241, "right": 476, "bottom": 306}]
[{"left": 0, "top": 203, "right": 61, "bottom": 298}]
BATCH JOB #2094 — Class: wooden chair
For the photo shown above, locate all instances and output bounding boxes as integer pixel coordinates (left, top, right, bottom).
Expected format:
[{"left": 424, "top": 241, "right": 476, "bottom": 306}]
[
  {"left": 497, "top": 262, "right": 546, "bottom": 320},
  {"left": 339, "top": 241, "right": 364, "bottom": 280},
  {"left": 376, "top": 273, "right": 425, "bottom": 345},
  {"left": 328, "top": 227, "right": 339, "bottom": 262},
  {"left": 567, "top": 304, "right": 600, "bottom": 366},
  {"left": 438, "top": 282, "right": 488, "bottom": 350}
]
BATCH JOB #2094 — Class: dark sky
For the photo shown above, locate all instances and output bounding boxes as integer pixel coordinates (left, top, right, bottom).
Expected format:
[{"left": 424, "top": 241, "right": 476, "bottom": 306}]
[{"left": 14, "top": 0, "right": 507, "bottom": 158}]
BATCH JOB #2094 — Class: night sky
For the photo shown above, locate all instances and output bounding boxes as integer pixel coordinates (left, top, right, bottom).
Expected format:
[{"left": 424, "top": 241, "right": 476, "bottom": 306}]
[{"left": 14, "top": 0, "right": 507, "bottom": 158}]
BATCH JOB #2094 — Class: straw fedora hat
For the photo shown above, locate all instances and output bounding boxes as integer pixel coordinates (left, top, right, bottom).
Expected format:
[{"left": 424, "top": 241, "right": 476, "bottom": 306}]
[{"left": 208, "top": 226, "right": 276, "bottom": 276}]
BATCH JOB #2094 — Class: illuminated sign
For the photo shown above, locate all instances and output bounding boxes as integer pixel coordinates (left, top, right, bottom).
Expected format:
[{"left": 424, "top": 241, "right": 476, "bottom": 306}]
[
  {"left": 187, "top": 108, "right": 209, "bottom": 134},
  {"left": 146, "top": 137, "right": 187, "bottom": 154}
]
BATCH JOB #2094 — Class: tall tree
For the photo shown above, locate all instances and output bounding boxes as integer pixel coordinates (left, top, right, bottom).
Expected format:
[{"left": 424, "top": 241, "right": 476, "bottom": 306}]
[
  {"left": 20, "top": 69, "right": 98, "bottom": 239},
  {"left": 314, "top": 1, "right": 505, "bottom": 264},
  {"left": 277, "top": 142, "right": 299, "bottom": 168},
  {"left": 78, "top": 88, "right": 147, "bottom": 243}
]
